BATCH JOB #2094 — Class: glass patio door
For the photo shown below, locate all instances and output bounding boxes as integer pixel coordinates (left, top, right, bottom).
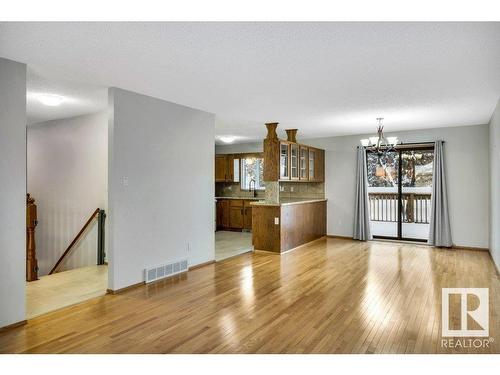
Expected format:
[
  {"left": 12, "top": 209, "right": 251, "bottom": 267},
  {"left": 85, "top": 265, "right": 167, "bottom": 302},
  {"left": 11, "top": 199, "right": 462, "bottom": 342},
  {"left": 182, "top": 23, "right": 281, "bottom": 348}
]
[
  {"left": 366, "top": 146, "right": 434, "bottom": 242},
  {"left": 400, "top": 149, "right": 434, "bottom": 240},
  {"left": 366, "top": 150, "right": 400, "bottom": 238}
]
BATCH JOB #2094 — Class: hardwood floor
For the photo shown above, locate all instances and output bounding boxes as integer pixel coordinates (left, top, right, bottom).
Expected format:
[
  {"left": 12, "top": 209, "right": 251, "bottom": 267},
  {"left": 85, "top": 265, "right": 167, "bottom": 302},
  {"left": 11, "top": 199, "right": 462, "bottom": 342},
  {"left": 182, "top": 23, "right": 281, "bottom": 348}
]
[
  {"left": 26, "top": 265, "right": 108, "bottom": 319},
  {"left": 1, "top": 238, "right": 498, "bottom": 353}
]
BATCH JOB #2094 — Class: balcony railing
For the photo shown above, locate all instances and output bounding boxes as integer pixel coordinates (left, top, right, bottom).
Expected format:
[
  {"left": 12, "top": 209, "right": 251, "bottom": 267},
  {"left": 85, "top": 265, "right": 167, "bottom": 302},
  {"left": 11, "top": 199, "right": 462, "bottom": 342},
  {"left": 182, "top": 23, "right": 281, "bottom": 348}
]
[{"left": 368, "top": 193, "right": 431, "bottom": 224}]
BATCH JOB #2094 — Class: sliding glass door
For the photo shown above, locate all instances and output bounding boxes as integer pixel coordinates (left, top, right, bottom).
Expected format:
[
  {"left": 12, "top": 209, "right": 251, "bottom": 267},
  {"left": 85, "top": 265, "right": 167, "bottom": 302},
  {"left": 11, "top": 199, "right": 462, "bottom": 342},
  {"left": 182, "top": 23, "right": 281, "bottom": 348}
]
[{"left": 366, "top": 146, "right": 434, "bottom": 242}]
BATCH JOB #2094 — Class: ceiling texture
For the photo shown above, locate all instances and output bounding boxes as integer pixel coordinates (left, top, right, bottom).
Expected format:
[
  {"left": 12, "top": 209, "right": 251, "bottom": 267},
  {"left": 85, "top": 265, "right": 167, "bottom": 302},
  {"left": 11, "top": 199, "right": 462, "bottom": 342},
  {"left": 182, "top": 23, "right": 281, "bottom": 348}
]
[{"left": 0, "top": 22, "right": 499, "bottom": 142}]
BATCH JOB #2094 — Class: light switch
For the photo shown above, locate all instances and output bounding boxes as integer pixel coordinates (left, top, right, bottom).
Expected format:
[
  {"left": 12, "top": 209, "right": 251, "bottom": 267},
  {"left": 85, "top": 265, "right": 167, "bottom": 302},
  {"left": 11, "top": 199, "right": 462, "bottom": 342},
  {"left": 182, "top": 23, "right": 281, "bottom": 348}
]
[{"left": 274, "top": 217, "right": 279, "bottom": 225}]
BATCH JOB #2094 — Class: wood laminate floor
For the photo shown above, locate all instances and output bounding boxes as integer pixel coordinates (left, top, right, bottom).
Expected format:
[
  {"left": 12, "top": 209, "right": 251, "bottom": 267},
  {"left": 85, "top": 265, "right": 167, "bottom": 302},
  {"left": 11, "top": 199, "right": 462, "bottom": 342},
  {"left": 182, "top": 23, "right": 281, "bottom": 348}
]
[
  {"left": 1, "top": 238, "right": 498, "bottom": 353},
  {"left": 26, "top": 265, "right": 108, "bottom": 319}
]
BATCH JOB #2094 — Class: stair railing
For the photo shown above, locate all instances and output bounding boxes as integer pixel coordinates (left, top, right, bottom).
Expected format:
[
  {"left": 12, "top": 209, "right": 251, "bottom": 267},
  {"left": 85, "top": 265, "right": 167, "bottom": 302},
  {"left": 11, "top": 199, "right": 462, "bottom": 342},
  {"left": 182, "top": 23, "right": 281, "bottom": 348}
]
[{"left": 49, "top": 208, "right": 106, "bottom": 275}]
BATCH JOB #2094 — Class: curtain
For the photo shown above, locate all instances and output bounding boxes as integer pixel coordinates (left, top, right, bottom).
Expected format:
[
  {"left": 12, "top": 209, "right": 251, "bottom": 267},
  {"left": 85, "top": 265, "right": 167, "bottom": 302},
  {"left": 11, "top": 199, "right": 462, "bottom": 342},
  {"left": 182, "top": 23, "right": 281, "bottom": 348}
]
[
  {"left": 353, "top": 146, "right": 372, "bottom": 241},
  {"left": 428, "top": 140, "right": 452, "bottom": 247}
]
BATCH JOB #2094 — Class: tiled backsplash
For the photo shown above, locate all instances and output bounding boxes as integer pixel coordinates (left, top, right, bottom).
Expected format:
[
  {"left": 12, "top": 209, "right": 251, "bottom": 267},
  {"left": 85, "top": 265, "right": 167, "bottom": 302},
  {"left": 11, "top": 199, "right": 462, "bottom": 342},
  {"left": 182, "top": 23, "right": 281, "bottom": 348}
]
[
  {"left": 216, "top": 181, "right": 324, "bottom": 200},
  {"left": 215, "top": 182, "right": 266, "bottom": 199},
  {"left": 279, "top": 182, "right": 325, "bottom": 199}
]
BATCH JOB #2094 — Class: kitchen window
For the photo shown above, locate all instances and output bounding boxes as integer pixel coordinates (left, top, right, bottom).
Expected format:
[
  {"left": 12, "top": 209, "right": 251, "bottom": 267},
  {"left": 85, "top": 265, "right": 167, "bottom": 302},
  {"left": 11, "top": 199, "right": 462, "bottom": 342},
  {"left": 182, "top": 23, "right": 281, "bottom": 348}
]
[{"left": 241, "top": 157, "right": 265, "bottom": 190}]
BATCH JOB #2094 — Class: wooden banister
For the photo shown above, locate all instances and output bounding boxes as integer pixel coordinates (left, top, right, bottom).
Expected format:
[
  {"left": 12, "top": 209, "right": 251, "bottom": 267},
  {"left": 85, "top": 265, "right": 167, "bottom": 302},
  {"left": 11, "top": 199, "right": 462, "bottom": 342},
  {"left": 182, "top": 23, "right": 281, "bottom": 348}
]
[{"left": 49, "top": 208, "right": 101, "bottom": 275}]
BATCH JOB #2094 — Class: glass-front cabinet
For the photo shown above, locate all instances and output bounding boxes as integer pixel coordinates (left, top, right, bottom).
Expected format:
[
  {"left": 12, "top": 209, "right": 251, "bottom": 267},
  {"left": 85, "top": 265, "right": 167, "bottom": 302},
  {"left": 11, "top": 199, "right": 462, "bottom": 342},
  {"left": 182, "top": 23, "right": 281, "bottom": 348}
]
[
  {"left": 290, "top": 144, "right": 299, "bottom": 180},
  {"left": 309, "top": 149, "right": 316, "bottom": 180},
  {"left": 280, "top": 142, "right": 290, "bottom": 179},
  {"left": 299, "top": 146, "right": 308, "bottom": 180}
]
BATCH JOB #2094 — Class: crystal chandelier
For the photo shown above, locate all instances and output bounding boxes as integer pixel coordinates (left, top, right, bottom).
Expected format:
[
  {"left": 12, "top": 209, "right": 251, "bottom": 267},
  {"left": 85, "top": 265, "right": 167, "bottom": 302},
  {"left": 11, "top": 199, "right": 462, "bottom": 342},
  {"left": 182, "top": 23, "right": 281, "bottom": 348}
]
[{"left": 360, "top": 118, "right": 399, "bottom": 177}]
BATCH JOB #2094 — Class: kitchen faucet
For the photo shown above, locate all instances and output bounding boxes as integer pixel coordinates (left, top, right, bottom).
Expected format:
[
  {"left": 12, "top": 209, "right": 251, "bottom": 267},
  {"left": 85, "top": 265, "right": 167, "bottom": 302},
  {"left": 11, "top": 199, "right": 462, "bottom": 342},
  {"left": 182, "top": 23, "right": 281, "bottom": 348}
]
[{"left": 249, "top": 178, "right": 257, "bottom": 198}]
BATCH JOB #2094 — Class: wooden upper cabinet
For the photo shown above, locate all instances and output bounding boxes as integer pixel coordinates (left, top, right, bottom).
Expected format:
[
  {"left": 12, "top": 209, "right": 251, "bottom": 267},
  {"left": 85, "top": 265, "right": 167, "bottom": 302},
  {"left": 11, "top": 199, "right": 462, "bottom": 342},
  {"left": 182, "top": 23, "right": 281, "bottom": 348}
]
[
  {"left": 215, "top": 154, "right": 241, "bottom": 182},
  {"left": 299, "top": 146, "right": 308, "bottom": 180},
  {"left": 308, "top": 148, "right": 325, "bottom": 182},
  {"left": 279, "top": 142, "right": 290, "bottom": 180},
  {"left": 215, "top": 155, "right": 228, "bottom": 182},
  {"left": 308, "top": 149, "right": 316, "bottom": 181},
  {"left": 316, "top": 149, "right": 325, "bottom": 182},
  {"left": 290, "top": 144, "right": 299, "bottom": 180}
]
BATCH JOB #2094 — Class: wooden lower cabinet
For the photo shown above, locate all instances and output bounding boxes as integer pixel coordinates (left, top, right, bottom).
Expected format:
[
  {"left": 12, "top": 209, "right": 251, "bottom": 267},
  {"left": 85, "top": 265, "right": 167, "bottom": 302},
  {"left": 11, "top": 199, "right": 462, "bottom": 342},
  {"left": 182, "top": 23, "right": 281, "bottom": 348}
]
[
  {"left": 217, "top": 199, "right": 253, "bottom": 231},
  {"left": 216, "top": 200, "right": 230, "bottom": 228},
  {"left": 252, "top": 200, "right": 327, "bottom": 253},
  {"left": 243, "top": 201, "right": 253, "bottom": 230},
  {"left": 229, "top": 207, "right": 244, "bottom": 229}
]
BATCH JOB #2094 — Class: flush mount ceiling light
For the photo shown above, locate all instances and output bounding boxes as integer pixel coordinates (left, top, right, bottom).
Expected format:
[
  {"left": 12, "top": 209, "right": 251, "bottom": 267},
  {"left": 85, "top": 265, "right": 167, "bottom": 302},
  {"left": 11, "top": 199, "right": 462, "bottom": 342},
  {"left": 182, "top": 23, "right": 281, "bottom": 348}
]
[
  {"left": 219, "top": 136, "right": 236, "bottom": 144},
  {"left": 37, "top": 94, "right": 65, "bottom": 107}
]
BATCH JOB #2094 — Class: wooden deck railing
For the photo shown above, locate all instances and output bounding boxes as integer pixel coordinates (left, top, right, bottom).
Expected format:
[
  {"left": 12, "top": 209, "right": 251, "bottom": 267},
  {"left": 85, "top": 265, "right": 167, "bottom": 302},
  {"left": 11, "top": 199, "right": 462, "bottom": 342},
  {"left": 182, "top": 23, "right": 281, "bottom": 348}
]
[{"left": 368, "top": 193, "right": 431, "bottom": 224}]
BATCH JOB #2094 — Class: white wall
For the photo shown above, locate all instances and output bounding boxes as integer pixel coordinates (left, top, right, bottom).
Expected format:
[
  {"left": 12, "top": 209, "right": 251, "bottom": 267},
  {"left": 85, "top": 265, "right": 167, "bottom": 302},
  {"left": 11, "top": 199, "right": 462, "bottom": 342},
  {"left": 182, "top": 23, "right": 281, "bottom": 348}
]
[
  {"left": 27, "top": 112, "right": 108, "bottom": 275},
  {"left": 306, "top": 124, "right": 490, "bottom": 248},
  {"left": 216, "top": 141, "right": 262, "bottom": 154},
  {"left": 0, "top": 58, "right": 26, "bottom": 328},
  {"left": 489, "top": 100, "right": 500, "bottom": 270},
  {"left": 108, "top": 88, "right": 215, "bottom": 291}
]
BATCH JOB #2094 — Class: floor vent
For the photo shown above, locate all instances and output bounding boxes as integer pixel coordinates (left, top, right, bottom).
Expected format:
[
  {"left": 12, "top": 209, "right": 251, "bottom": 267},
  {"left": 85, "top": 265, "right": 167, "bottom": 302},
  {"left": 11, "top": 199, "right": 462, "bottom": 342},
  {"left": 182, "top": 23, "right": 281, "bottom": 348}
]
[{"left": 145, "top": 259, "right": 188, "bottom": 283}]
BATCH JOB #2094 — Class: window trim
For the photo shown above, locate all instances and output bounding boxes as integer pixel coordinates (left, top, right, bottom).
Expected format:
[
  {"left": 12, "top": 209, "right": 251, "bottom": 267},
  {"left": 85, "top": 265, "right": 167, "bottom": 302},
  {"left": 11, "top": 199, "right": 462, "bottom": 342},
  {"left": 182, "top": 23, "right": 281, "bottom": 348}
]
[{"left": 240, "top": 156, "right": 265, "bottom": 191}]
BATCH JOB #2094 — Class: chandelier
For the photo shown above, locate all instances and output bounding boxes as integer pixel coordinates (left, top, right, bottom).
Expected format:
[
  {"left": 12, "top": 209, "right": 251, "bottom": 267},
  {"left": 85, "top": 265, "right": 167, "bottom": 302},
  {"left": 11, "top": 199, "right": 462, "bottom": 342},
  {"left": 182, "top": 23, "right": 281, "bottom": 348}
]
[{"left": 360, "top": 118, "right": 399, "bottom": 177}]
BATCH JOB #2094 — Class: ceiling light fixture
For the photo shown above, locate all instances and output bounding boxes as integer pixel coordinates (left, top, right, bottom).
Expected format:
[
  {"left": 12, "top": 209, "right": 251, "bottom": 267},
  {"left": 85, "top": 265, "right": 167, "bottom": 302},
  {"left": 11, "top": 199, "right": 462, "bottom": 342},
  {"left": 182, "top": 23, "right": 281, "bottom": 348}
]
[
  {"left": 219, "top": 136, "right": 236, "bottom": 144},
  {"left": 37, "top": 94, "right": 65, "bottom": 107},
  {"left": 360, "top": 118, "right": 399, "bottom": 153},
  {"left": 360, "top": 118, "right": 399, "bottom": 178}
]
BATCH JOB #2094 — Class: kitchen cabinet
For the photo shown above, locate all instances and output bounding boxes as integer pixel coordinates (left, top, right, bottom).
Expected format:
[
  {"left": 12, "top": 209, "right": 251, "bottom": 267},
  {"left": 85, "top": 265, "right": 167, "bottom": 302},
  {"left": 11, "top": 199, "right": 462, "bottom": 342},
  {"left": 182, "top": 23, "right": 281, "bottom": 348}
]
[
  {"left": 229, "top": 200, "right": 244, "bottom": 229},
  {"left": 290, "top": 144, "right": 299, "bottom": 180},
  {"left": 299, "top": 146, "right": 308, "bottom": 180},
  {"left": 276, "top": 143, "right": 324, "bottom": 183},
  {"left": 215, "top": 154, "right": 241, "bottom": 182},
  {"left": 215, "top": 155, "right": 229, "bottom": 182},
  {"left": 216, "top": 199, "right": 230, "bottom": 228},
  {"left": 216, "top": 199, "right": 254, "bottom": 231},
  {"left": 279, "top": 142, "right": 290, "bottom": 180},
  {"left": 243, "top": 201, "right": 253, "bottom": 230},
  {"left": 308, "top": 149, "right": 316, "bottom": 180},
  {"left": 308, "top": 148, "right": 324, "bottom": 182}
]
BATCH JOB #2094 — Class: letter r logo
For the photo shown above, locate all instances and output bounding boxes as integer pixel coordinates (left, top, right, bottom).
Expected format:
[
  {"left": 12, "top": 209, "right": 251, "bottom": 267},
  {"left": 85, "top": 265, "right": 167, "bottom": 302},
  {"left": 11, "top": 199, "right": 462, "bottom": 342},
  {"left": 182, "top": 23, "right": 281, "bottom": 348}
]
[{"left": 442, "top": 288, "right": 489, "bottom": 337}]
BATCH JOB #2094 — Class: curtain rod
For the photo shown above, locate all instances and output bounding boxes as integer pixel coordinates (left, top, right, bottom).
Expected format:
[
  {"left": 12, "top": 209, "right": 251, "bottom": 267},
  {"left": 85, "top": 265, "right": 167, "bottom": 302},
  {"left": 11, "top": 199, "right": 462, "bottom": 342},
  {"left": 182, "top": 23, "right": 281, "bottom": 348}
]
[{"left": 362, "top": 141, "right": 442, "bottom": 149}]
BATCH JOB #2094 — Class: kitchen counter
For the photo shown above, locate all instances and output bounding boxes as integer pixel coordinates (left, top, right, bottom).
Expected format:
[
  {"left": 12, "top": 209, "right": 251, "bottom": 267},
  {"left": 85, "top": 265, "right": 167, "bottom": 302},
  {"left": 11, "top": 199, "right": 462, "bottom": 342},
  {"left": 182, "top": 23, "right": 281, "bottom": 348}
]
[
  {"left": 252, "top": 199, "right": 327, "bottom": 253},
  {"left": 215, "top": 196, "right": 262, "bottom": 200},
  {"left": 250, "top": 198, "right": 327, "bottom": 206}
]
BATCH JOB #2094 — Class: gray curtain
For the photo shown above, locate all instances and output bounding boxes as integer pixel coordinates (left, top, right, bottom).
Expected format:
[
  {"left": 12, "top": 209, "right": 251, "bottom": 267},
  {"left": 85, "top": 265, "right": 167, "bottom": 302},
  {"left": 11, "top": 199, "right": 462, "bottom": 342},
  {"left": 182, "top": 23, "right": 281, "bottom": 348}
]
[
  {"left": 428, "top": 140, "right": 452, "bottom": 247},
  {"left": 353, "top": 146, "right": 372, "bottom": 241}
]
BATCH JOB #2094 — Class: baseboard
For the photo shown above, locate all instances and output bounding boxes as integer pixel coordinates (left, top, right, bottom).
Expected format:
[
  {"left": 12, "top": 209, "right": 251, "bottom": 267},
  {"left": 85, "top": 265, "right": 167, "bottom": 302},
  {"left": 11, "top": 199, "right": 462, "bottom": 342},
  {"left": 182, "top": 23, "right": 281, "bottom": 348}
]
[
  {"left": 254, "top": 236, "right": 327, "bottom": 255},
  {"left": 106, "top": 281, "right": 145, "bottom": 295},
  {"left": 107, "top": 260, "right": 216, "bottom": 295},
  {"left": 327, "top": 235, "right": 490, "bottom": 252},
  {"left": 189, "top": 259, "right": 216, "bottom": 270},
  {"left": 327, "top": 234, "right": 353, "bottom": 240},
  {"left": 0, "top": 319, "right": 27, "bottom": 333},
  {"left": 452, "top": 245, "right": 489, "bottom": 252},
  {"left": 281, "top": 236, "right": 327, "bottom": 254}
]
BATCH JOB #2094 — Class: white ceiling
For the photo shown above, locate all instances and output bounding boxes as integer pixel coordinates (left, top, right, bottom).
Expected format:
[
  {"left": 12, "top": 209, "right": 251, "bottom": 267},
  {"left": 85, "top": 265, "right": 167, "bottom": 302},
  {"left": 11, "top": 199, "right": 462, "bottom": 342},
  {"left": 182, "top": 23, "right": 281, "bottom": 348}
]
[
  {"left": 26, "top": 68, "right": 107, "bottom": 125},
  {"left": 0, "top": 22, "right": 499, "bottom": 141}
]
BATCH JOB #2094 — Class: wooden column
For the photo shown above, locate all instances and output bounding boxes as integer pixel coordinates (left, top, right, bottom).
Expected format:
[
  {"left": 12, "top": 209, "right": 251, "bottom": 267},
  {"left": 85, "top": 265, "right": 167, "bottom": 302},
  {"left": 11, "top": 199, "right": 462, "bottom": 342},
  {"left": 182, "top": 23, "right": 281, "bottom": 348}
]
[
  {"left": 263, "top": 122, "right": 280, "bottom": 182},
  {"left": 26, "top": 193, "right": 38, "bottom": 281},
  {"left": 285, "top": 129, "right": 298, "bottom": 143}
]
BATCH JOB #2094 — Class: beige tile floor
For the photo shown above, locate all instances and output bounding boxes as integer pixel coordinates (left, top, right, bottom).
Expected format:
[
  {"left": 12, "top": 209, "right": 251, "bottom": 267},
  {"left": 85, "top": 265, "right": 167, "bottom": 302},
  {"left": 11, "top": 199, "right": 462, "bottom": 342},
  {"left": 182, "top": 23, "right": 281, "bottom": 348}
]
[
  {"left": 215, "top": 230, "right": 254, "bottom": 261},
  {"left": 26, "top": 265, "right": 108, "bottom": 319}
]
